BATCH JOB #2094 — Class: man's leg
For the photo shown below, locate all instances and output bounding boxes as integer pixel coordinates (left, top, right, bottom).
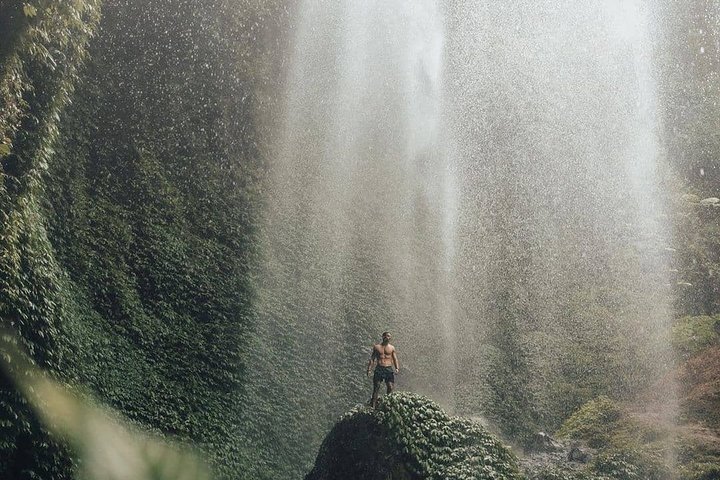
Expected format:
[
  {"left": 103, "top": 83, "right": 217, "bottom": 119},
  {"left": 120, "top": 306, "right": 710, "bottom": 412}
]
[
  {"left": 371, "top": 379, "right": 383, "bottom": 408},
  {"left": 386, "top": 381, "right": 394, "bottom": 394}
]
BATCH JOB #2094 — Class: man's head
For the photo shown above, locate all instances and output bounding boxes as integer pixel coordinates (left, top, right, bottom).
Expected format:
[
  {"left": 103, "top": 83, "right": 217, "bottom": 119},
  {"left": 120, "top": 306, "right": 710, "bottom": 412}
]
[{"left": 382, "top": 331, "right": 391, "bottom": 343}]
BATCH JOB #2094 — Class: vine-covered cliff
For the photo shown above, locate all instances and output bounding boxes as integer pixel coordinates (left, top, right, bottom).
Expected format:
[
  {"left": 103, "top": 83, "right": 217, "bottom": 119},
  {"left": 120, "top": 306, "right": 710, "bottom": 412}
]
[
  {"left": 2, "top": 2, "right": 720, "bottom": 480},
  {"left": 1, "top": 0, "right": 287, "bottom": 478}
]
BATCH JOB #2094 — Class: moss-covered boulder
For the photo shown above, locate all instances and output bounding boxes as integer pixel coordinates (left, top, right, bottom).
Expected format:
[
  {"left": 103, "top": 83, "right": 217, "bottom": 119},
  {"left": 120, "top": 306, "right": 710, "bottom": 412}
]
[
  {"left": 554, "top": 396, "right": 676, "bottom": 479},
  {"left": 555, "top": 396, "right": 624, "bottom": 449},
  {"left": 305, "top": 392, "right": 522, "bottom": 480}
]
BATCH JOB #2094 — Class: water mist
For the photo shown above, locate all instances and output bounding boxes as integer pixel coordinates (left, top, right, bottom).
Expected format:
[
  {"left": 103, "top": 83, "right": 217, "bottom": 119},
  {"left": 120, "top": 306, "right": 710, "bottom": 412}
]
[{"left": 249, "top": 0, "right": 677, "bottom": 475}]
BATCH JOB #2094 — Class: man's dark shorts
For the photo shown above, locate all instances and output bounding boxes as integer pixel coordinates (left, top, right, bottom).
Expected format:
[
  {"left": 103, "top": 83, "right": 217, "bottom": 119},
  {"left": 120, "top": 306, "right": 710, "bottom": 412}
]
[{"left": 373, "top": 365, "right": 395, "bottom": 383}]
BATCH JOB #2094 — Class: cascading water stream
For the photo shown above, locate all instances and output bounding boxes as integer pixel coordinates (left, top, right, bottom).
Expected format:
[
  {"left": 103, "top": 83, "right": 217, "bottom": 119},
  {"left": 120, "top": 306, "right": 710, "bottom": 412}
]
[
  {"left": 248, "top": 0, "right": 677, "bottom": 476},
  {"left": 247, "top": 1, "right": 456, "bottom": 476},
  {"left": 445, "top": 0, "right": 676, "bottom": 435},
  {"left": 263, "top": 0, "right": 454, "bottom": 396}
]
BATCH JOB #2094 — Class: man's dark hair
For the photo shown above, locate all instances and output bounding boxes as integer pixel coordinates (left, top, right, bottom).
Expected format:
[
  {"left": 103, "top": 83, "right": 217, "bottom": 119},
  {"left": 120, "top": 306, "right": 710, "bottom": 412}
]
[{"left": 382, "top": 331, "right": 390, "bottom": 336}]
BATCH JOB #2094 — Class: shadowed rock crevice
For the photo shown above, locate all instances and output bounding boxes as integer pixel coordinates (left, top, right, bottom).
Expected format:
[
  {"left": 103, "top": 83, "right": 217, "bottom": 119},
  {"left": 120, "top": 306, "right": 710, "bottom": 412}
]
[{"left": 305, "top": 409, "right": 413, "bottom": 480}]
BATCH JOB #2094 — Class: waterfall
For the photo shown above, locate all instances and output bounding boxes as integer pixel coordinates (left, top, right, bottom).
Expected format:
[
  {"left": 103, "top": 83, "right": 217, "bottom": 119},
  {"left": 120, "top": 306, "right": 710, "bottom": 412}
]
[
  {"left": 248, "top": 1, "right": 455, "bottom": 476},
  {"left": 445, "top": 0, "right": 674, "bottom": 432},
  {"left": 249, "top": 0, "right": 676, "bottom": 475}
]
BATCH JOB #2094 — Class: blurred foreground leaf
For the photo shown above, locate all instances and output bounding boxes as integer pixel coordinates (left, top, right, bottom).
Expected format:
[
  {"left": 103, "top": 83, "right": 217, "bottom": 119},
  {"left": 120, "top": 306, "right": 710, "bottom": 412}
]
[{"left": 0, "top": 332, "right": 212, "bottom": 480}]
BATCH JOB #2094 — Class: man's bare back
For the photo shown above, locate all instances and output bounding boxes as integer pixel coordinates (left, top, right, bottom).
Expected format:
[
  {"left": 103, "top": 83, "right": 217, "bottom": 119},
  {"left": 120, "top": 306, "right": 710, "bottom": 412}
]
[{"left": 366, "top": 331, "right": 399, "bottom": 408}]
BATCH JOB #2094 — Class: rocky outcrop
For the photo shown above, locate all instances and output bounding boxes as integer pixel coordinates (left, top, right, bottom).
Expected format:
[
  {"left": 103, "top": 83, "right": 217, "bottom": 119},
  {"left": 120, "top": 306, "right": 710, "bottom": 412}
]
[
  {"left": 305, "top": 392, "right": 522, "bottom": 480},
  {"left": 304, "top": 406, "right": 409, "bottom": 480},
  {"left": 524, "top": 432, "right": 563, "bottom": 454}
]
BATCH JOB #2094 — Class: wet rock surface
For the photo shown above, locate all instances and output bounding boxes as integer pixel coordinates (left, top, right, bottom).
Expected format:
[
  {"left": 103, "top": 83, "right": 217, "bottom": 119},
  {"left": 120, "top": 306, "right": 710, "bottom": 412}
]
[
  {"left": 567, "top": 446, "right": 590, "bottom": 463},
  {"left": 520, "top": 435, "right": 595, "bottom": 479},
  {"left": 524, "top": 432, "right": 564, "bottom": 454}
]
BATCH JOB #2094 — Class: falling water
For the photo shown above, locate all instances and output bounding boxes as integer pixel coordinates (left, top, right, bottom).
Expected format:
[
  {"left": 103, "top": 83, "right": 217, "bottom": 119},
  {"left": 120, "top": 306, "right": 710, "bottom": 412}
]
[
  {"left": 445, "top": 0, "right": 675, "bottom": 432},
  {"left": 248, "top": 1, "right": 455, "bottom": 475},
  {"left": 262, "top": 0, "right": 453, "bottom": 391},
  {"left": 250, "top": 0, "right": 676, "bottom": 475}
]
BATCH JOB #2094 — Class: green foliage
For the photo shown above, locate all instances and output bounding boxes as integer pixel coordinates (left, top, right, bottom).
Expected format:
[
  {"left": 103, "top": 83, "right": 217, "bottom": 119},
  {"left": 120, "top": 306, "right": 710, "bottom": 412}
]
[
  {"left": 683, "top": 462, "right": 720, "bottom": 480},
  {"left": 463, "top": 281, "right": 668, "bottom": 445},
  {"left": 3, "top": 2, "right": 715, "bottom": 480},
  {"left": 374, "top": 392, "right": 522, "bottom": 480},
  {"left": 556, "top": 396, "right": 623, "bottom": 448},
  {"left": 590, "top": 449, "right": 672, "bottom": 480},
  {"left": 670, "top": 191, "right": 720, "bottom": 316},
  {"left": 460, "top": 291, "right": 542, "bottom": 443},
  {"left": 0, "top": 0, "right": 288, "bottom": 478},
  {"left": 592, "top": 452, "right": 645, "bottom": 480},
  {"left": 2, "top": 334, "right": 211, "bottom": 480},
  {"left": 526, "top": 465, "right": 604, "bottom": 480},
  {"left": 673, "top": 424, "right": 720, "bottom": 480},
  {"left": 22, "top": 4, "right": 39, "bottom": 18},
  {"left": 0, "top": 1, "right": 101, "bottom": 478},
  {"left": 1, "top": 0, "right": 101, "bottom": 193},
  {"left": 554, "top": 397, "right": 681, "bottom": 480},
  {"left": 671, "top": 315, "right": 720, "bottom": 358},
  {"left": 655, "top": 2, "right": 720, "bottom": 196}
]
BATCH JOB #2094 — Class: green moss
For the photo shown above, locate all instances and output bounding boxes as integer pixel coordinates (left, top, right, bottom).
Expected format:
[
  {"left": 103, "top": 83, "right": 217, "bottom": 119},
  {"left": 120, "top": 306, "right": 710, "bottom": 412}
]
[
  {"left": 556, "top": 396, "right": 623, "bottom": 448},
  {"left": 671, "top": 315, "right": 720, "bottom": 358},
  {"left": 375, "top": 393, "right": 522, "bottom": 480},
  {"left": 554, "top": 397, "right": 679, "bottom": 480},
  {"left": 590, "top": 449, "right": 672, "bottom": 480},
  {"left": 527, "top": 465, "right": 604, "bottom": 480}
]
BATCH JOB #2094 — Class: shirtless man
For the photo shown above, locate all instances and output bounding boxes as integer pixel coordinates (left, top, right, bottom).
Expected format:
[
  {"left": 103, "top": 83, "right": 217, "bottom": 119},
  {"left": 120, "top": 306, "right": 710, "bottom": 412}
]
[{"left": 366, "top": 331, "right": 400, "bottom": 408}]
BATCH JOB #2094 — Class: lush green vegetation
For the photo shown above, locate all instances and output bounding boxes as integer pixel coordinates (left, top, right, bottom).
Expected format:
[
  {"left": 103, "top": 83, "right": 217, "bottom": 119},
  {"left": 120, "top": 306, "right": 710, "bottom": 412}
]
[
  {"left": 307, "top": 392, "right": 522, "bottom": 480},
  {"left": 2, "top": 334, "right": 212, "bottom": 480},
  {"left": 555, "top": 396, "right": 673, "bottom": 480},
  {"left": 671, "top": 315, "right": 720, "bottom": 358},
  {"left": 1, "top": 0, "right": 720, "bottom": 479},
  {"left": 376, "top": 393, "right": 521, "bottom": 479},
  {"left": 1, "top": 0, "right": 287, "bottom": 478},
  {"left": 1, "top": 1, "right": 102, "bottom": 477}
]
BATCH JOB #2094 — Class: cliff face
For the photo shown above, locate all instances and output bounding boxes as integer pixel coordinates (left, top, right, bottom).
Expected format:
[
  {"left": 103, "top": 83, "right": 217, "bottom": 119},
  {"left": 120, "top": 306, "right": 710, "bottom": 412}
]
[
  {"left": 1, "top": 2, "right": 102, "bottom": 478},
  {"left": 306, "top": 393, "right": 522, "bottom": 480},
  {"left": 0, "top": 1, "right": 288, "bottom": 478}
]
